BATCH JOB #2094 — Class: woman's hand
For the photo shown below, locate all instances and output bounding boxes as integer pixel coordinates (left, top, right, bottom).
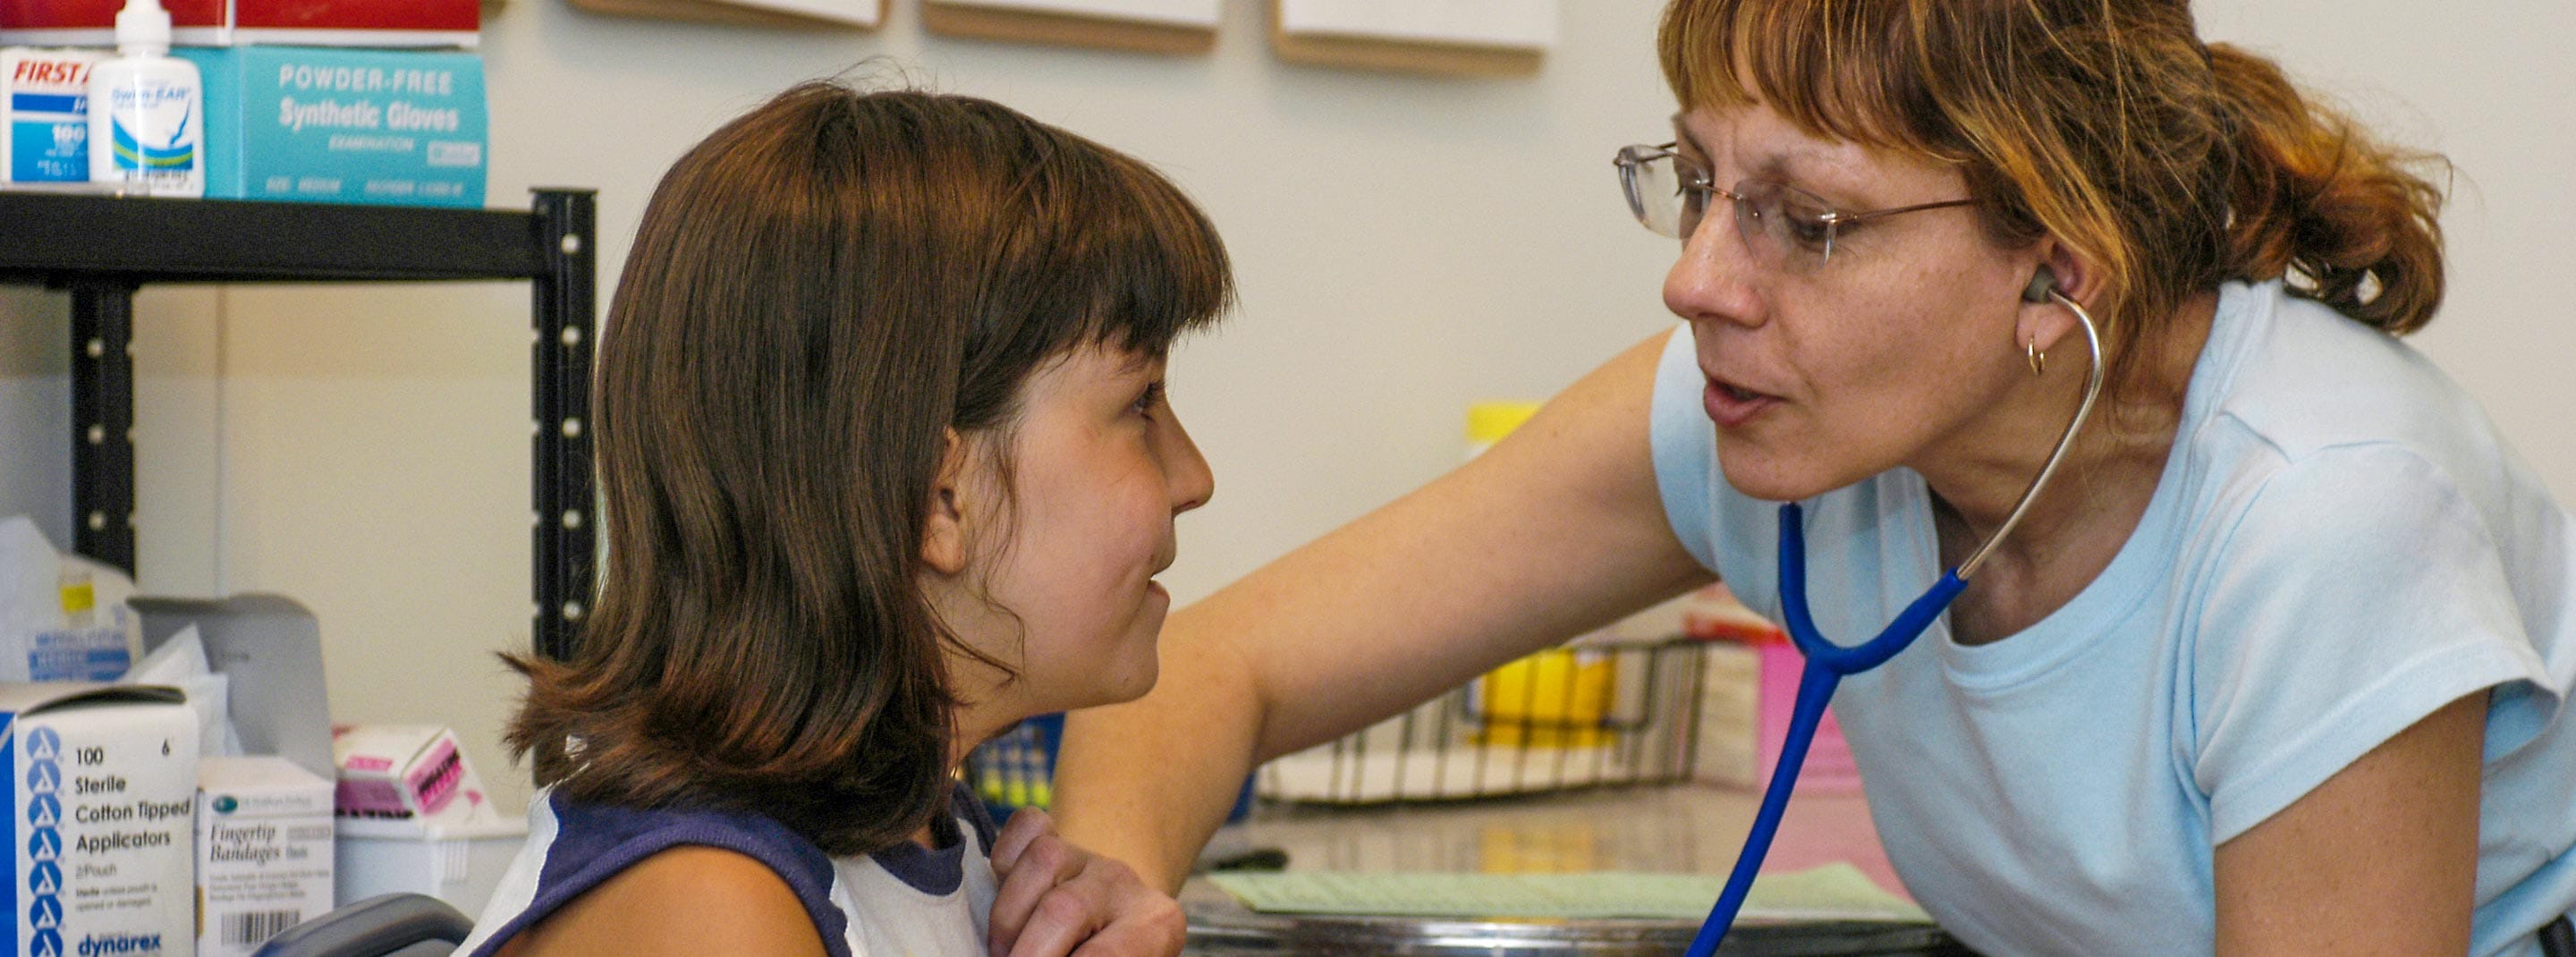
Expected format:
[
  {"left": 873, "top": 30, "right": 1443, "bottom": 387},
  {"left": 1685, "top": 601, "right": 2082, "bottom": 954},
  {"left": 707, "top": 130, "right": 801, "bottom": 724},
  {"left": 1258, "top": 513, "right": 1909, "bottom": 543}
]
[{"left": 987, "top": 807, "right": 1188, "bottom": 957}]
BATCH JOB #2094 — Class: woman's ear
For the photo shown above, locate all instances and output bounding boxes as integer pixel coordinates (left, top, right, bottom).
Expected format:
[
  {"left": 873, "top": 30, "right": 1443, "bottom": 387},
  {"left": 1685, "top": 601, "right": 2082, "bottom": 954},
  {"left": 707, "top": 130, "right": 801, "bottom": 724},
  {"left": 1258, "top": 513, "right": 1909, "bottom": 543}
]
[
  {"left": 2016, "top": 242, "right": 2100, "bottom": 357},
  {"left": 921, "top": 428, "right": 971, "bottom": 577}
]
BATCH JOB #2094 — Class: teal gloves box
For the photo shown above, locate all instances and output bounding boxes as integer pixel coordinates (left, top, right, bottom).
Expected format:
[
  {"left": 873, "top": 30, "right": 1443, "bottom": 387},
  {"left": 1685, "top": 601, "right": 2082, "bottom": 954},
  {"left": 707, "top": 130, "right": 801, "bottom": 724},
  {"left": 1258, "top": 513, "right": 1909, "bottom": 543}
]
[{"left": 175, "top": 45, "right": 486, "bottom": 207}]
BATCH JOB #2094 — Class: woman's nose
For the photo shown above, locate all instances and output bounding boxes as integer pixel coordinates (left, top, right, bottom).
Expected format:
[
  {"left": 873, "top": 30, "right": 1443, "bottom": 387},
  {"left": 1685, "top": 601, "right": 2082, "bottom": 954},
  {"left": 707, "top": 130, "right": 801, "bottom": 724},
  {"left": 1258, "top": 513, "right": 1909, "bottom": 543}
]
[{"left": 1663, "top": 218, "right": 1764, "bottom": 329}]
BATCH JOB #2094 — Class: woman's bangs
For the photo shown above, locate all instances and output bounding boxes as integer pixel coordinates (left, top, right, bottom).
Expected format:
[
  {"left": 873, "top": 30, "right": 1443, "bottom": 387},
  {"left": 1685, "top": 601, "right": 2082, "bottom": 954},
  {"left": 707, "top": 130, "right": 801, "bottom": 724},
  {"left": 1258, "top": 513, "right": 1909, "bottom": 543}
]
[{"left": 1659, "top": 0, "right": 1953, "bottom": 159}]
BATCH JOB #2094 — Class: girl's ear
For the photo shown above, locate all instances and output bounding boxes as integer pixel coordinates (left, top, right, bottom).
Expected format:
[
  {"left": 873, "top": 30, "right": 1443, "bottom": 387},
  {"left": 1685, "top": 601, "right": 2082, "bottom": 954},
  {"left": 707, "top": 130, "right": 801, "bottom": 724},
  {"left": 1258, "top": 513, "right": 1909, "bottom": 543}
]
[{"left": 921, "top": 428, "right": 971, "bottom": 576}]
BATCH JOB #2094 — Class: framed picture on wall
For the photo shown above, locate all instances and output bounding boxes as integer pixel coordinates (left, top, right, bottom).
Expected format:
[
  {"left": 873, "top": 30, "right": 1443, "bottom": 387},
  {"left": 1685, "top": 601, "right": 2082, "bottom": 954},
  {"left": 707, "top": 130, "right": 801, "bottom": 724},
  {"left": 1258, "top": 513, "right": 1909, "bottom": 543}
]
[
  {"left": 921, "top": 0, "right": 1222, "bottom": 55},
  {"left": 1271, "top": 0, "right": 1557, "bottom": 76}
]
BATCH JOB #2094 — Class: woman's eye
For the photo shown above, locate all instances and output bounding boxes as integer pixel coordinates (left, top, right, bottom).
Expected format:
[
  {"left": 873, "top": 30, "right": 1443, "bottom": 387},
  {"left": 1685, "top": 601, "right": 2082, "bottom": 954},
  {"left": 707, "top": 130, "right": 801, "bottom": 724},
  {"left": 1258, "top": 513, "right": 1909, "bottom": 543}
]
[
  {"left": 1132, "top": 381, "right": 1166, "bottom": 418},
  {"left": 1783, "top": 213, "right": 1835, "bottom": 251}
]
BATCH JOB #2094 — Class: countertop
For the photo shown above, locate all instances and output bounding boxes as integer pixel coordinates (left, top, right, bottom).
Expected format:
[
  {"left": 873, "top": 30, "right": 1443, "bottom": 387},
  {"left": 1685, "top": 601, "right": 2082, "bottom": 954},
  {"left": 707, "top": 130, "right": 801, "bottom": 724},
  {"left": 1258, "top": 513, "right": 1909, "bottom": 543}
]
[{"left": 1179, "top": 783, "right": 1973, "bottom": 955}]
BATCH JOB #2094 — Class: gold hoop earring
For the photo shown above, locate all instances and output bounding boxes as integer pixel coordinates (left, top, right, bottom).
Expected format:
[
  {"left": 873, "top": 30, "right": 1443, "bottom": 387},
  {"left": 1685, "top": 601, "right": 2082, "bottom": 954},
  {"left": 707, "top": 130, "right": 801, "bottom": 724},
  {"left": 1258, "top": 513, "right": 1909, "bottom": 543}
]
[{"left": 2025, "top": 339, "right": 2046, "bottom": 377}]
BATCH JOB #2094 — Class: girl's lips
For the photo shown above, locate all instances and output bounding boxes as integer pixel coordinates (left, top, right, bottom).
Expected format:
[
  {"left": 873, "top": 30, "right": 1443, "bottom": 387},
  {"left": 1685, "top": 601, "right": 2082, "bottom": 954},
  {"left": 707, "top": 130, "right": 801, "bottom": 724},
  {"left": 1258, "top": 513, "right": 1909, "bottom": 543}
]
[{"left": 1703, "top": 378, "right": 1782, "bottom": 428}]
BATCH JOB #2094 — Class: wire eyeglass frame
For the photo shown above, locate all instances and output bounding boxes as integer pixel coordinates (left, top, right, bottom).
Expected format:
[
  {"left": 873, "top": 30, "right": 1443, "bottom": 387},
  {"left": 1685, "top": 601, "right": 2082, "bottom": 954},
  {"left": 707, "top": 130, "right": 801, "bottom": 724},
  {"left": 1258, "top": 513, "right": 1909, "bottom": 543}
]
[{"left": 1614, "top": 141, "right": 1983, "bottom": 270}]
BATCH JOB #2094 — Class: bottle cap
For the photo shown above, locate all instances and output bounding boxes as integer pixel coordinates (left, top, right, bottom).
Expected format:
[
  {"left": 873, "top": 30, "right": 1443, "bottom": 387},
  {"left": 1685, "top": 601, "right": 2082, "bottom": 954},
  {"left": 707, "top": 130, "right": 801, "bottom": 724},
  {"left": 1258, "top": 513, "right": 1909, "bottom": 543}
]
[{"left": 114, "top": 0, "right": 173, "bottom": 52}]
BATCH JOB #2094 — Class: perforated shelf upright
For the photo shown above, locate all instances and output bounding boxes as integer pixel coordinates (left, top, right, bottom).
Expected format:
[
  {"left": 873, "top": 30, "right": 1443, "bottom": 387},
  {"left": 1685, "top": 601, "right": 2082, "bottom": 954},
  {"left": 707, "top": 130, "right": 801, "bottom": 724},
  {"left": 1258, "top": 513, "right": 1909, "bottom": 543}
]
[{"left": 0, "top": 189, "right": 598, "bottom": 661}]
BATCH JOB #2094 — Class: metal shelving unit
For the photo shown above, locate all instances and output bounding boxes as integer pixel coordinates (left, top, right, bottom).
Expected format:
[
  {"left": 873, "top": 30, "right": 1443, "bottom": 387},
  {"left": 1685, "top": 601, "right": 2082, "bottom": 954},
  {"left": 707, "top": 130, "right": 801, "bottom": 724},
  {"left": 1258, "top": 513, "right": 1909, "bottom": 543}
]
[{"left": 0, "top": 189, "right": 598, "bottom": 660}]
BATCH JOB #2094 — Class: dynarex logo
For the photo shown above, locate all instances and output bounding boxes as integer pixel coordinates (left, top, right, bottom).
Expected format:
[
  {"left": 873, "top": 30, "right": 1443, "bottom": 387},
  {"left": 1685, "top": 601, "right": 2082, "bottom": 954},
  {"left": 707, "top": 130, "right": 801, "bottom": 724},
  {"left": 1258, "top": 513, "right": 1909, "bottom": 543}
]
[
  {"left": 26, "top": 758, "right": 60, "bottom": 793},
  {"left": 71, "top": 933, "right": 165, "bottom": 955},
  {"left": 30, "top": 895, "right": 64, "bottom": 928},
  {"left": 30, "top": 860, "right": 61, "bottom": 894},
  {"left": 31, "top": 930, "right": 64, "bottom": 957},
  {"left": 29, "top": 727, "right": 59, "bottom": 759},
  {"left": 28, "top": 826, "right": 61, "bottom": 860},
  {"left": 30, "top": 793, "right": 61, "bottom": 826}
]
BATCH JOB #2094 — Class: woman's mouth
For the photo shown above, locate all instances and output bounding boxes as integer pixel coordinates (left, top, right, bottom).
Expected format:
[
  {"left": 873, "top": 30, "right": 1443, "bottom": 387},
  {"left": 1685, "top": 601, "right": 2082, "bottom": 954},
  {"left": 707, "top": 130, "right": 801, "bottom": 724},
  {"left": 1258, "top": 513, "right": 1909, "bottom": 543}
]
[{"left": 1703, "top": 378, "right": 1782, "bottom": 428}]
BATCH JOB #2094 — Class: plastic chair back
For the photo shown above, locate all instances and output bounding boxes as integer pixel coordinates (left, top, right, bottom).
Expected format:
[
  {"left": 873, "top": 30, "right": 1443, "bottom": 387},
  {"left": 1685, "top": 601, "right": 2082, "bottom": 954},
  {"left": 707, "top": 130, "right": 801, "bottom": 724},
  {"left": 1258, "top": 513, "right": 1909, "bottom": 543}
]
[{"left": 252, "top": 893, "right": 475, "bottom": 957}]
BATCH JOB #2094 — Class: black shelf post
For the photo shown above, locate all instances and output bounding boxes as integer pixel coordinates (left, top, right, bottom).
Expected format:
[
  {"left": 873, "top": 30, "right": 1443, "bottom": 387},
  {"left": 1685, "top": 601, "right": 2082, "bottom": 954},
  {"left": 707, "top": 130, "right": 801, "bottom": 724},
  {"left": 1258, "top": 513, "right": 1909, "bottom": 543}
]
[
  {"left": 69, "top": 281, "right": 140, "bottom": 576},
  {"left": 530, "top": 189, "right": 597, "bottom": 663}
]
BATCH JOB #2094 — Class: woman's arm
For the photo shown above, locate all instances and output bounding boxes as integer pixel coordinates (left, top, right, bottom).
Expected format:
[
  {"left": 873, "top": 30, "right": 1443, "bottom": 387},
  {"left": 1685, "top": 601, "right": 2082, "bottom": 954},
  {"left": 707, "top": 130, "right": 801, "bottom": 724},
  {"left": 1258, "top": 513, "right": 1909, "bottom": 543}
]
[
  {"left": 2213, "top": 691, "right": 2486, "bottom": 955},
  {"left": 1052, "top": 330, "right": 1716, "bottom": 889}
]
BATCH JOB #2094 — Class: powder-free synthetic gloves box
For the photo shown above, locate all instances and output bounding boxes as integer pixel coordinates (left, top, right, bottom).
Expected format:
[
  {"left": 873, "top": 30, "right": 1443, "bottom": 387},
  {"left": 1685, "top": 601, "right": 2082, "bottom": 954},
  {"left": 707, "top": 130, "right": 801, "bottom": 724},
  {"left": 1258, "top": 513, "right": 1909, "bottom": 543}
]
[
  {"left": 174, "top": 45, "right": 485, "bottom": 207},
  {"left": 3, "top": 682, "right": 199, "bottom": 957}
]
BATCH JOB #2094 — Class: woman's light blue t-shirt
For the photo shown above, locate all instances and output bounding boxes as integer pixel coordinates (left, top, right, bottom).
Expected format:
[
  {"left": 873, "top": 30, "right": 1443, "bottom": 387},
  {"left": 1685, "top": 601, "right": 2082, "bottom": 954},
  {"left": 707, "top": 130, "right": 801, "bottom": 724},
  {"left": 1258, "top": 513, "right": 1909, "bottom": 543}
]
[{"left": 1649, "top": 280, "right": 2576, "bottom": 956}]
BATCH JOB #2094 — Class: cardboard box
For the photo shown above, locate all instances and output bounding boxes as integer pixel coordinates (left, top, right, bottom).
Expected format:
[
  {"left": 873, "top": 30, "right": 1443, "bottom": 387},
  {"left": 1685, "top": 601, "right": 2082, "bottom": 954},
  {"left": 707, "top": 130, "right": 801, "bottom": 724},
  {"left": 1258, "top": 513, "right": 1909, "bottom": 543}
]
[
  {"left": 2, "top": 47, "right": 102, "bottom": 183},
  {"left": 2, "top": 682, "right": 199, "bottom": 957},
  {"left": 329, "top": 724, "right": 469, "bottom": 820},
  {"left": 195, "top": 756, "right": 333, "bottom": 957},
  {"left": 0, "top": 0, "right": 475, "bottom": 47},
  {"left": 174, "top": 45, "right": 486, "bottom": 207}
]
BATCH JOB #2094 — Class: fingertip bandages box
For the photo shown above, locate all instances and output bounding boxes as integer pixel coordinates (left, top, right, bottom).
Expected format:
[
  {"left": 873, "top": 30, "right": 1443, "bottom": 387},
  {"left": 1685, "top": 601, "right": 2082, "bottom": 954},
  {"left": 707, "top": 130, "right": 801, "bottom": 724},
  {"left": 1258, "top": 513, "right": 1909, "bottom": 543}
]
[
  {"left": 2, "top": 682, "right": 199, "bottom": 957},
  {"left": 197, "top": 756, "right": 335, "bottom": 957},
  {"left": 174, "top": 45, "right": 487, "bottom": 207}
]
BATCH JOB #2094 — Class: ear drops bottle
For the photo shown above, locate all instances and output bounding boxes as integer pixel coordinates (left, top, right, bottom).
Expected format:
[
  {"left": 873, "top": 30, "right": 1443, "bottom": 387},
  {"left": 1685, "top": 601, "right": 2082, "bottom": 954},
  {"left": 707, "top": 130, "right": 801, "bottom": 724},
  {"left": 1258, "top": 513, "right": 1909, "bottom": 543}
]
[{"left": 87, "top": 0, "right": 203, "bottom": 198}]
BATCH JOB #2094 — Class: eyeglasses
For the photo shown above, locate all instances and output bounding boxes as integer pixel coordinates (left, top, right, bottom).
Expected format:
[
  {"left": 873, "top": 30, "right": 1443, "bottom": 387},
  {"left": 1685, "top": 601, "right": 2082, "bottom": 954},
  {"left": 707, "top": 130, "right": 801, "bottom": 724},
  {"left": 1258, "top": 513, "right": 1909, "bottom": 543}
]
[{"left": 1614, "top": 142, "right": 1982, "bottom": 272}]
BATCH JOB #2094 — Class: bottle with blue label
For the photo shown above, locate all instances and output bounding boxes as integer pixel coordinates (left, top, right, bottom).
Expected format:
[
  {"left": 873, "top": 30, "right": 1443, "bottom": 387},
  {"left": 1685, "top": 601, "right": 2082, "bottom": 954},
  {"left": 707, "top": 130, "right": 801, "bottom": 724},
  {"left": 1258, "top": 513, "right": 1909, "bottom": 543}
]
[{"left": 86, "top": 0, "right": 203, "bottom": 197}]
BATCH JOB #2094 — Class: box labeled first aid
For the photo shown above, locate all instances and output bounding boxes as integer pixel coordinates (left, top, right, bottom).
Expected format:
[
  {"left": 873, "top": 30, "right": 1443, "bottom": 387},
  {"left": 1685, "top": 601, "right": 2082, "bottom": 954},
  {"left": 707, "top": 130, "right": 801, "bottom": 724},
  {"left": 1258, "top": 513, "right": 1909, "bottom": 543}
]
[
  {"left": 2, "top": 682, "right": 199, "bottom": 957},
  {"left": 2, "top": 47, "right": 102, "bottom": 183},
  {"left": 174, "top": 45, "right": 486, "bottom": 207},
  {"left": 197, "top": 756, "right": 334, "bottom": 957},
  {"left": 0, "top": 0, "right": 475, "bottom": 47}
]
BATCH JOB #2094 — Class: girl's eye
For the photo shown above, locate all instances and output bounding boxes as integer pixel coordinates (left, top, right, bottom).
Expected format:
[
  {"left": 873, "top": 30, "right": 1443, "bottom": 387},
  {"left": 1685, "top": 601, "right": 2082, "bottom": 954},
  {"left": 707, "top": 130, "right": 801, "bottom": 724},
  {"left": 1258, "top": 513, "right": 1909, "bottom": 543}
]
[{"left": 1132, "top": 381, "right": 1166, "bottom": 419}]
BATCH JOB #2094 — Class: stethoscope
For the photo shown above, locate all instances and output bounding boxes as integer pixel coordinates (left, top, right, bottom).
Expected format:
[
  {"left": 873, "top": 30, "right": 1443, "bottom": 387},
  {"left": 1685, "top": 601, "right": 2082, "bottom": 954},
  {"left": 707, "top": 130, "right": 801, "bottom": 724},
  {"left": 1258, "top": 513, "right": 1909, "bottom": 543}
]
[{"left": 1684, "top": 271, "right": 2106, "bottom": 957}]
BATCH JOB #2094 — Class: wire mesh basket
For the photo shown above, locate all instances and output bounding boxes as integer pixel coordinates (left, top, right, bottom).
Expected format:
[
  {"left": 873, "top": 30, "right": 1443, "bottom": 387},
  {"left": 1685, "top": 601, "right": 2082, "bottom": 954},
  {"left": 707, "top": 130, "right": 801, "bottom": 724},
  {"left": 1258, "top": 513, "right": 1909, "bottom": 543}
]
[{"left": 1258, "top": 638, "right": 1734, "bottom": 803}]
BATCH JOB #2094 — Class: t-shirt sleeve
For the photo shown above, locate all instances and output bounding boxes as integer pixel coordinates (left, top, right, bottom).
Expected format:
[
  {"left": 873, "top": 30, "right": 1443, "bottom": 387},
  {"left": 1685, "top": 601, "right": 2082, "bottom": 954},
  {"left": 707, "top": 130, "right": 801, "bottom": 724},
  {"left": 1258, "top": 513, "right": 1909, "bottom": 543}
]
[
  {"left": 1648, "top": 322, "right": 1722, "bottom": 573},
  {"left": 2189, "top": 445, "right": 2551, "bottom": 843}
]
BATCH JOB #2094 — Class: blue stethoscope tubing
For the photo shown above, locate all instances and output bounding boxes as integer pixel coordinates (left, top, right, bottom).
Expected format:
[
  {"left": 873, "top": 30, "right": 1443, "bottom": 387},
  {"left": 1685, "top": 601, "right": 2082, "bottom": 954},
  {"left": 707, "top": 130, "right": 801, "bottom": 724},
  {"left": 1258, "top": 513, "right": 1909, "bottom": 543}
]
[{"left": 1683, "top": 286, "right": 2104, "bottom": 957}]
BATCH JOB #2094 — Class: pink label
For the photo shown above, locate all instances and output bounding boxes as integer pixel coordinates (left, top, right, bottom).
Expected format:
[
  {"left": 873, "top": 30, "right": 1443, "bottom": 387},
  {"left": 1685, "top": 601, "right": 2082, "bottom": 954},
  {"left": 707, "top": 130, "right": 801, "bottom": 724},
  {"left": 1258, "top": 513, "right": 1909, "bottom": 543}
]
[
  {"left": 403, "top": 737, "right": 462, "bottom": 817},
  {"left": 344, "top": 756, "right": 394, "bottom": 772},
  {"left": 335, "top": 777, "right": 411, "bottom": 817}
]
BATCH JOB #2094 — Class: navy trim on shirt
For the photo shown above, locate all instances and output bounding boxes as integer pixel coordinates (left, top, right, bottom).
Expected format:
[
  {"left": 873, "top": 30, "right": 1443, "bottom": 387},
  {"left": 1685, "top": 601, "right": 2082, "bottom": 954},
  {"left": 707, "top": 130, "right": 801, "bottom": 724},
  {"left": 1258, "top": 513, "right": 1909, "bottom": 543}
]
[{"left": 470, "top": 783, "right": 992, "bottom": 957}]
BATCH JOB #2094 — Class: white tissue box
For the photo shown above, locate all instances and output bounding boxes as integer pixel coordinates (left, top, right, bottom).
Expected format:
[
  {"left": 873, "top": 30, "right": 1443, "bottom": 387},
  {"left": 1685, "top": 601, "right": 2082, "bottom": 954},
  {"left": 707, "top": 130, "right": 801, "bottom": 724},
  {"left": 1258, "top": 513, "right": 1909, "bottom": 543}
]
[{"left": 335, "top": 813, "right": 526, "bottom": 916}]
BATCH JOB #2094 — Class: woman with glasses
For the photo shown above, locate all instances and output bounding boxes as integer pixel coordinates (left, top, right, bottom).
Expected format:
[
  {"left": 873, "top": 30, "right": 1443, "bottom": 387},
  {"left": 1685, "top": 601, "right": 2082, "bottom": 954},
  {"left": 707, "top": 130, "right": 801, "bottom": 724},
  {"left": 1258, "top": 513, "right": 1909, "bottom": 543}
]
[{"left": 1053, "top": 1, "right": 2576, "bottom": 953}]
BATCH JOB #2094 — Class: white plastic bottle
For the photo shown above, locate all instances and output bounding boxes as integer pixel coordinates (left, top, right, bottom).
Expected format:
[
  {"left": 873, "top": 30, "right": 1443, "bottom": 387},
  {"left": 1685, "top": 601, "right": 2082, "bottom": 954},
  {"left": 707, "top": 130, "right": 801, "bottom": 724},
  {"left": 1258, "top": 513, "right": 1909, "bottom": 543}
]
[{"left": 86, "top": 0, "right": 203, "bottom": 198}]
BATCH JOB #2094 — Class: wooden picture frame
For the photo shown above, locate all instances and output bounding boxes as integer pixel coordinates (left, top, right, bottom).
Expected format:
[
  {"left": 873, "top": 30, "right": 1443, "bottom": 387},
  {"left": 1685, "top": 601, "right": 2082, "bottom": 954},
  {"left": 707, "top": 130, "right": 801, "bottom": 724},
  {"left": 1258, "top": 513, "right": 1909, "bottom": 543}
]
[{"left": 1269, "top": 0, "right": 1555, "bottom": 77}]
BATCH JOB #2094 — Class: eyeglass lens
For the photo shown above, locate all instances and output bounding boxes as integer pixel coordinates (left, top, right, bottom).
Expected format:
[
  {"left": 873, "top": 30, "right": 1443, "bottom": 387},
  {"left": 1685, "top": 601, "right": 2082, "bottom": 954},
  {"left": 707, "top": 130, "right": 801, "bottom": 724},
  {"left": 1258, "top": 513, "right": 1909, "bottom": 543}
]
[{"left": 1620, "top": 147, "right": 1841, "bottom": 269}]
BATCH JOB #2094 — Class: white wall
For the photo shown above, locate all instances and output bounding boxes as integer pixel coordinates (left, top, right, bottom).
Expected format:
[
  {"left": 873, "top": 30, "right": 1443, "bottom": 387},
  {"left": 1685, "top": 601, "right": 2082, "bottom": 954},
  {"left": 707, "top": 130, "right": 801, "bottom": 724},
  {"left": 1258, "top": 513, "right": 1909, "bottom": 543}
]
[{"left": 0, "top": 0, "right": 2566, "bottom": 815}]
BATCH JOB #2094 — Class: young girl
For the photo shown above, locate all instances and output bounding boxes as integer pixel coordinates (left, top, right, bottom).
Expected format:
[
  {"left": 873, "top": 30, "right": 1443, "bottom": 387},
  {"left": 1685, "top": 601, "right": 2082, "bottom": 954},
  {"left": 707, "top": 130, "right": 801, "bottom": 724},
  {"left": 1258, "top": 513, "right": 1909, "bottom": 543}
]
[{"left": 456, "top": 80, "right": 1231, "bottom": 957}]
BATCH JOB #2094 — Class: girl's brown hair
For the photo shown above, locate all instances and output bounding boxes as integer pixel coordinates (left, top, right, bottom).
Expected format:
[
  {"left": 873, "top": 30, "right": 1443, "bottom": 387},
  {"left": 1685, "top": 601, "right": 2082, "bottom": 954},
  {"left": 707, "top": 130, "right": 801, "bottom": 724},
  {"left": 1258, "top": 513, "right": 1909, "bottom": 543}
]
[
  {"left": 505, "top": 80, "right": 1232, "bottom": 855},
  {"left": 1658, "top": 0, "right": 2447, "bottom": 403}
]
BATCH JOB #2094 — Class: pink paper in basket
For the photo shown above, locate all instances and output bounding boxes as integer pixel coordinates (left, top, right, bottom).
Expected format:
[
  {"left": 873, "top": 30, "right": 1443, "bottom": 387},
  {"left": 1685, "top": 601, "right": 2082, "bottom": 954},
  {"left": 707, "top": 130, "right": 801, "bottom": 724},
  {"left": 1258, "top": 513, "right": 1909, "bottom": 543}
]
[{"left": 1756, "top": 643, "right": 1862, "bottom": 793}]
